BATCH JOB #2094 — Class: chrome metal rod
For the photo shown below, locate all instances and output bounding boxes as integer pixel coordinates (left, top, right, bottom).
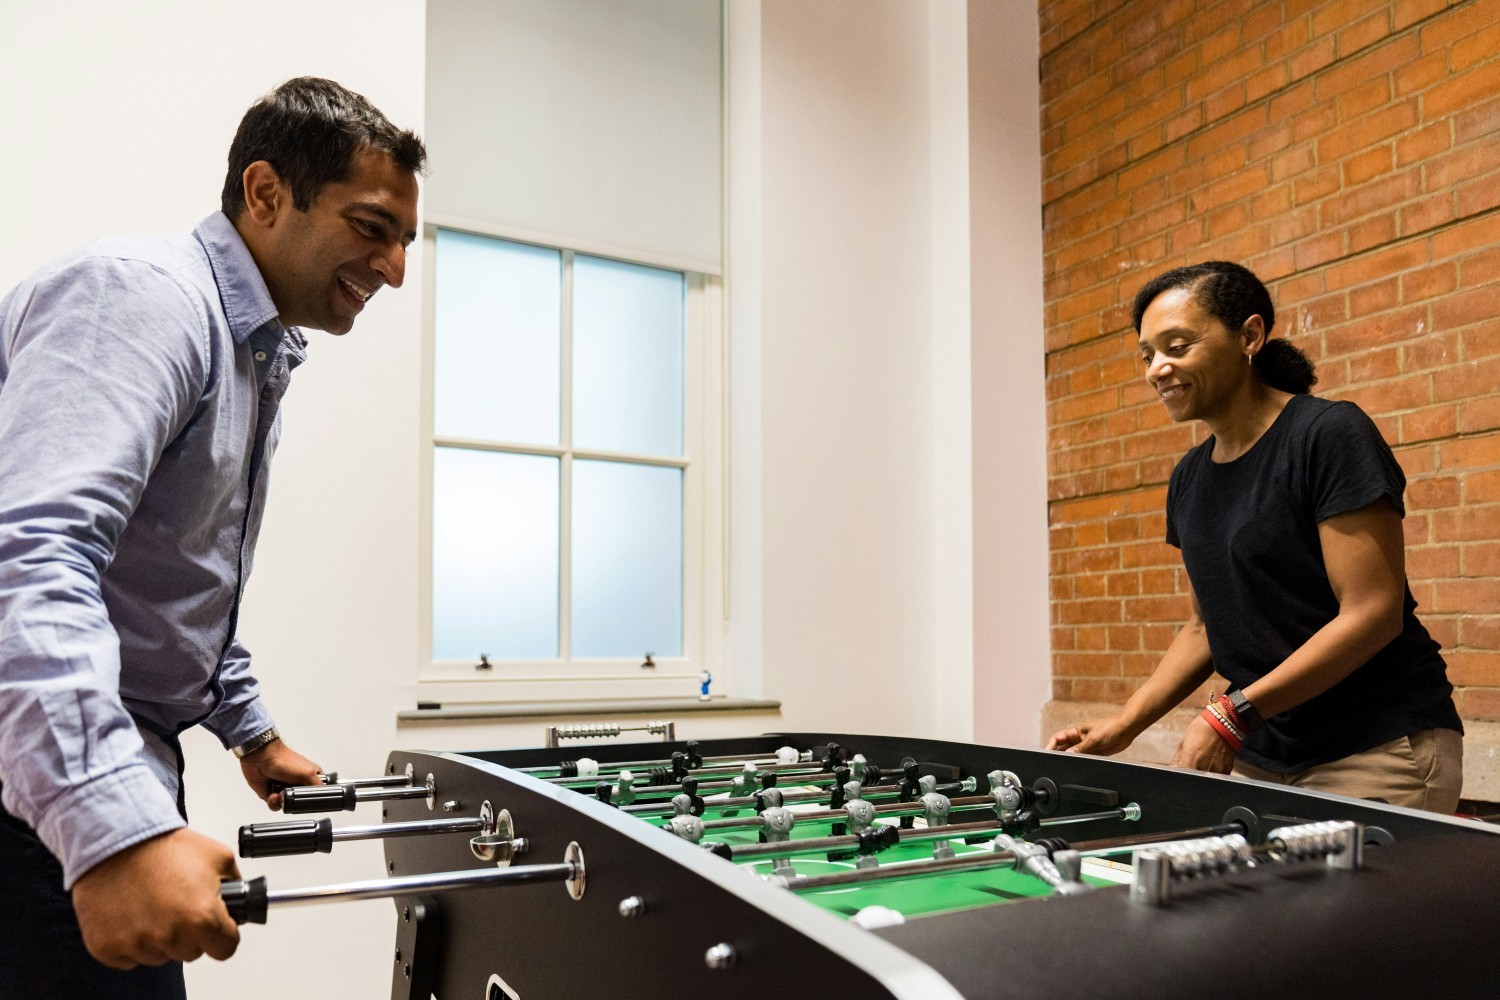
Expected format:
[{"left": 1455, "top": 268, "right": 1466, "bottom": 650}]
[
  {"left": 341, "top": 775, "right": 414, "bottom": 789},
  {"left": 1033, "top": 806, "right": 1138, "bottom": 827},
  {"left": 1073, "top": 824, "right": 1240, "bottom": 858},
  {"left": 785, "top": 848, "right": 1020, "bottom": 890},
  {"left": 730, "top": 818, "right": 1005, "bottom": 860},
  {"left": 520, "top": 751, "right": 809, "bottom": 776},
  {"left": 543, "top": 761, "right": 827, "bottom": 786},
  {"left": 622, "top": 781, "right": 912, "bottom": 817},
  {"left": 780, "top": 822, "right": 1196, "bottom": 893},
  {"left": 727, "top": 806, "right": 1154, "bottom": 862},
  {"left": 355, "top": 785, "right": 432, "bottom": 803},
  {"left": 331, "top": 817, "right": 484, "bottom": 843},
  {"left": 695, "top": 794, "right": 997, "bottom": 831},
  {"left": 267, "top": 863, "right": 574, "bottom": 908}
]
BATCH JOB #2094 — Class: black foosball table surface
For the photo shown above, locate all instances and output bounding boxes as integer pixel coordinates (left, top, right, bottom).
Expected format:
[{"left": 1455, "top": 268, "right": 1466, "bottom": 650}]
[{"left": 234, "top": 732, "right": 1500, "bottom": 999}]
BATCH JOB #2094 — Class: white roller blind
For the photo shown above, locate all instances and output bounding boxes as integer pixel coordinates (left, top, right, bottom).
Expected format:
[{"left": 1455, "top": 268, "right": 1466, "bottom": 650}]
[{"left": 425, "top": 0, "right": 723, "bottom": 272}]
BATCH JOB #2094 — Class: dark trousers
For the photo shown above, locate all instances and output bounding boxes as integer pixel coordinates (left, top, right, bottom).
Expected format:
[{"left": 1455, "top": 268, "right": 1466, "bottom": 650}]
[{"left": 0, "top": 787, "right": 187, "bottom": 1000}]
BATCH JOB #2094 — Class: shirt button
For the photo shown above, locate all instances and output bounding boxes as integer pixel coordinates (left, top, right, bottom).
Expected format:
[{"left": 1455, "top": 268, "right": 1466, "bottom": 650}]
[{"left": 254, "top": 350, "right": 268, "bottom": 362}]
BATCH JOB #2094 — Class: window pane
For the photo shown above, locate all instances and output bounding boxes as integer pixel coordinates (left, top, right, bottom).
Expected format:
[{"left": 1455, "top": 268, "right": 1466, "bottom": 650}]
[
  {"left": 432, "top": 447, "right": 558, "bottom": 660},
  {"left": 572, "top": 255, "right": 684, "bottom": 456},
  {"left": 434, "top": 230, "right": 561, "bottom": 444},
  {"left": 571, "top": 460, "right": 682, "bottom": 657}
]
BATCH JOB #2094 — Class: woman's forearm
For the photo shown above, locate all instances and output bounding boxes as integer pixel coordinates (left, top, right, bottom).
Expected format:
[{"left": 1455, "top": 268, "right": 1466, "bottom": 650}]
[{"left": 1119, "top": 616, "right": 1216, "bottom": 737}]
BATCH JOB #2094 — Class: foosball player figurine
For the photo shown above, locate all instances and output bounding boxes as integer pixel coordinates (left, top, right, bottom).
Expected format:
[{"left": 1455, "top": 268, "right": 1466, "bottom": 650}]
[
  {"left": 828, "top": 782, "right": 878, "bottom": 862},
  {"left": 754, "top": 786, "right": 785, "bottom": 843},
  {"left": 761, "top": 806, "right": 797, "bottom": 878},
  {"left": 752, "top": 774, "right": 781, "bottom": 817},
  {"left": 614, "top": 770, "right": 637, "bottom": 806},
  {"left": 670, "top": 778, "right": 705, "bottom": 819},
  {"left": 666, "top": 812, "right": 705, "bottom": 843},
  {"left": 730, "top": 763, "right": 759, "bottom": 799},
  {"left": 827, "top": 766, "right": 854, "bottom": 835},
  {"left": 853, "top": 823, "right": 901, "bottom": 870},
  {"left": 992, "top": 833, "right": 1092, "bottom": 895},
  {"left": 719, "top": 763, "right": 759, "bottom": 818},
  {"left": 896, "top": 758, "right": 921, "bottom": 829},
  {"left": 918, "top": 776, "right": 954, "bottom": 859}
]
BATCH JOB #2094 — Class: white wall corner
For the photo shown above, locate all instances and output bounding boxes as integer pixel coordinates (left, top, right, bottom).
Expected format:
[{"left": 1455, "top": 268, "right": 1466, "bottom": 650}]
[
  {"left": 726, "top": 0, "right": 765, "bottom": 698},
  {"left": 928, "top": 2, "right": 976, "bottom": 742},
  {"left": 967, "top": 0, "right": 1051, "bottom": 746}
]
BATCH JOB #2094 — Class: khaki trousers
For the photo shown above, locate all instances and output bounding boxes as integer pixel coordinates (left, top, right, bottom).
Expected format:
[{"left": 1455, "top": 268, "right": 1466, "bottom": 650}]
[{"left": 1232, "top": 728, "right": 1464, "bottom": 814}]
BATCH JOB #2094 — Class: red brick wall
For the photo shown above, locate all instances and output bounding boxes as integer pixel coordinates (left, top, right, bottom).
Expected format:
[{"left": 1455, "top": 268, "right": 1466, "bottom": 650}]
[{"left": 1041, "top": 0, "right": 1500, "bottom": 724}]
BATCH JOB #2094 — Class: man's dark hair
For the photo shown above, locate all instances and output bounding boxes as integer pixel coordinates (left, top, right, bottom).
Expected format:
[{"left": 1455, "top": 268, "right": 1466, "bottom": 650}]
[
  {"left": 221, "top": 76, "right": 426, "bottom": 217},
  {"left": 1132, "top": 260, "right": 1317, "bottom": 394}
]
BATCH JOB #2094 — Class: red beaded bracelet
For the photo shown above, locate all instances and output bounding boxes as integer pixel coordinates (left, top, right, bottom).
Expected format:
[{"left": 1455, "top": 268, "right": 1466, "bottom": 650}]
[
  {"left": 1200, "top": 705, "right": 1243, "bottom": 753},
  {"left": 1215, "top": 694, "right": 1246, "bottom": 733}
]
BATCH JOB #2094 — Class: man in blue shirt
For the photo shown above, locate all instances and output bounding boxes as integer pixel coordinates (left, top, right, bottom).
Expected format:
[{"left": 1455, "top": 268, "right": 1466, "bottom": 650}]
[{"left": 0, "top": 77, "right": 424, "bottom": 997}]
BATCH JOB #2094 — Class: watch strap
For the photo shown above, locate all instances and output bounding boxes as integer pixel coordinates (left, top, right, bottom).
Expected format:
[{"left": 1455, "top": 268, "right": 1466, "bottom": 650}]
[{"left": 231, "top": 726, "right": 281, "bottom": 759}]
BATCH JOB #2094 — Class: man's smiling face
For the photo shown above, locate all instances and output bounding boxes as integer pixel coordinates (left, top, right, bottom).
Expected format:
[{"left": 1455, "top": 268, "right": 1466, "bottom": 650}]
[{"left": 256, "top": 146, "right": 419, "bottom": 335}]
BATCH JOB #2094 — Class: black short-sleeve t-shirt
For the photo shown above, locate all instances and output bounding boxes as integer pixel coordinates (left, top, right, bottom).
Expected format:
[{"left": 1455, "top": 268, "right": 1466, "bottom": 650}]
[{"left": 1165, "top": 393, "right": 1461, "bottom": 772}]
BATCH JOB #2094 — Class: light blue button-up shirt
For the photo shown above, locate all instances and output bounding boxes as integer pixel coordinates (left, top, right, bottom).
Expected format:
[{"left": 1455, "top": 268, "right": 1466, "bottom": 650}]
[{"left": 0, "top": 212, "right": 304, "bottom": 887}]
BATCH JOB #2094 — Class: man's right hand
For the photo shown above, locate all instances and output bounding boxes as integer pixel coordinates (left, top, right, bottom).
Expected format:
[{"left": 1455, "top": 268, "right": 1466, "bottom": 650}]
[
  {"left": 70, "top": 827, "right": 241, "bottom": 969},
  {"left": 1046, "top": 714, "right": 1137, "bottom": 756}
]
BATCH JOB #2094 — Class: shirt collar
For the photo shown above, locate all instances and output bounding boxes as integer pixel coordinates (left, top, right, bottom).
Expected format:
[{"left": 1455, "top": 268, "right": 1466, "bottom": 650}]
[{"left": 193, "top": 211, "right": 291, "bottom": 346}]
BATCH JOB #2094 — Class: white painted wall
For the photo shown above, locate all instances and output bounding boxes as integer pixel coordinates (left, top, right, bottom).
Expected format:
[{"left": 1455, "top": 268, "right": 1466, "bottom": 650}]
[
  {"left": 0, "top": 3, "right": 422, "bottom": 997},
  {"left": 2, "top": 1, "right": 1047, "bottom": 995},
  {"left": 751, "top": 1, "right": 1047, "bottom": 744},
  {"left": 967, "top": 1, "right": 1052, "bottom": 745}
]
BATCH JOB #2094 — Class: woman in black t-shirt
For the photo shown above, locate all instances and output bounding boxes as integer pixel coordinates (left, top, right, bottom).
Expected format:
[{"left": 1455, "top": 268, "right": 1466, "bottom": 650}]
[{"left": 1046, "top": 261, "right": 1463, "bottom": 812}]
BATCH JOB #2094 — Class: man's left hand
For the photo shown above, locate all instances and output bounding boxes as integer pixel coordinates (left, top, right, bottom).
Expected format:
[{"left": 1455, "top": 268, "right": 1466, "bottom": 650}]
[
  {"left": 1168, "top": 715, "right": 1236, "bottom": 774},
  {"left": 239, "top": 739, "right": 323, "bottom": 810}
]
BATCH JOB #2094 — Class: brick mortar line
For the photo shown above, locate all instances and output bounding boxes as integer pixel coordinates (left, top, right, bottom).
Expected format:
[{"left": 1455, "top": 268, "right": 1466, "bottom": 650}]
[
  {"left": 1046, "top": 424, "right": 1500, "bottom": 512},
  {"left": 1037, "top": 0, "right": 1135, "bottom": 63},
  {"left": 1040, "top": 0, "right": 1473, "bottom": 212},
  {"left": 1042, "top": 199, "right": 1500, "bottom": 369}
]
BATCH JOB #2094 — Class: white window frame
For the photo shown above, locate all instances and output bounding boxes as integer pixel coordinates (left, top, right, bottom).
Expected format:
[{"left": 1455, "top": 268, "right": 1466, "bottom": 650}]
[{"left": 417, "top": 217, "right": 726, "bottom": 703}]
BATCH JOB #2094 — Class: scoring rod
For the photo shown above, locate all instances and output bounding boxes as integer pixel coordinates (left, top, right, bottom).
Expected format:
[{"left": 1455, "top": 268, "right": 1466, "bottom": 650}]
[
  {"left": 521, "top": 752, "right": 807, "bottom": 777},
  {"left": 542, "top": 760, "right": 830, "bottom": 787}
]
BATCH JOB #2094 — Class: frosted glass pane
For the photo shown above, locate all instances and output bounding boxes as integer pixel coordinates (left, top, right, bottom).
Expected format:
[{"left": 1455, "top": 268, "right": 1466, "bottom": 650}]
[
  {"left": 572, "top": 255, "right": 684, "bottom": 456},
  {"left": 571, "top": 460, "right": 682, "bottom": 658},
  {"left": 434, "top": 230, "right": 561, "bottom": 444},
  {"left": 432, "top": 448, "right": 558, "bottom": 660}
]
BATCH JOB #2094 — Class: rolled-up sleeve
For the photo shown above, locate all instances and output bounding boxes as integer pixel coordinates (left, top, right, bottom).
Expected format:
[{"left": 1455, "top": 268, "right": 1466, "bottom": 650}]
[{"left": 0, "top": 256, "right": 207, "bottom": 886}]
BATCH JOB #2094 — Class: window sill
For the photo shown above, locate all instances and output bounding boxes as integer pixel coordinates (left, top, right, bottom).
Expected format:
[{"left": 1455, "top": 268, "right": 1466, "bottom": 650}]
[{"left": 396, "top": 696, "right": 781, "bottom": 723}]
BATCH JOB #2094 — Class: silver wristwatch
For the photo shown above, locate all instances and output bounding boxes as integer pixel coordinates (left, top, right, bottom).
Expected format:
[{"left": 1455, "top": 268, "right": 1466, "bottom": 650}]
[{"left": 231, "top": 726, "right": 281, "bottom": 759}]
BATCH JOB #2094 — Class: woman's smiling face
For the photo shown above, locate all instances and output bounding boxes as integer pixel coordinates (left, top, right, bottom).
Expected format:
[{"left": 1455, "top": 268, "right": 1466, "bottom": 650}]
[{"left": 1137, "top": 285, "right": 1258, "bottom": 425}]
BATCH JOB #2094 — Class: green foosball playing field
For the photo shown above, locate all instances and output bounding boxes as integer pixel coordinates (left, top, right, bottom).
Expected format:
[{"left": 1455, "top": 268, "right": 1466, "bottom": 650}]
[
  {"left": 540, "top": 743, "right": 1146, "bottom": 929},
  {"left": 700, "top": 793, "right": 1119, "bottom": 920}
]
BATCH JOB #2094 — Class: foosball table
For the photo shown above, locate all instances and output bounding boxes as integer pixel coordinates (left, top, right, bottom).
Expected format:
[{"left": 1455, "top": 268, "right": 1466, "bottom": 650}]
[{"left": 222, "top": 732, "right": 1500, "bottom": 999}]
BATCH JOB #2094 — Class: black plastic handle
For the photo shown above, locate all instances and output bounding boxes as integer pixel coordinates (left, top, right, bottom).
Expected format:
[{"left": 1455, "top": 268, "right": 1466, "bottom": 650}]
[
  {"left": 220, "top": 875, "right": 268, "bottom": 925},
  {"left": 239, "top": 817, "right": 334, "bottom": 858},
  {"left": 282, "top": 783, "right": 359, "bottom": 814}
]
